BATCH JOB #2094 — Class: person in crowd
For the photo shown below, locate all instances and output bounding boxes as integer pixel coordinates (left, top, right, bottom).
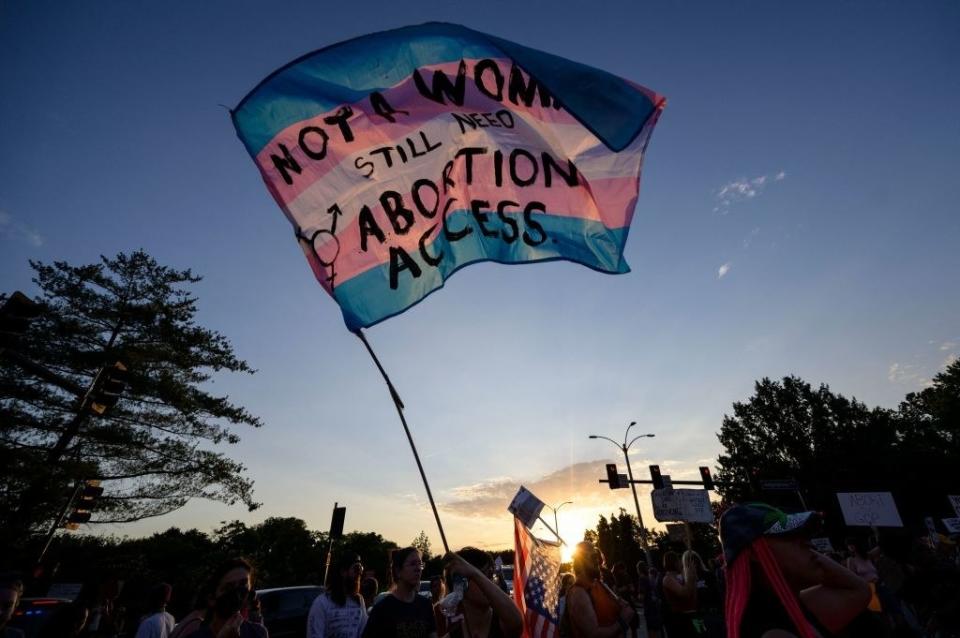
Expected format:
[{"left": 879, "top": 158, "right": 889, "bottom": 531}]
[
  {"left": 635, "top": 561, "right": 661, "bottom": 638},
  {"left": 428, "top": 575, "right": 446, "bottom": 637},
  {"left": 170, "top": 585, "right": 210, "bottom": 638},
  {"left": 362, "top": 547, "right": 435, "bottom": 638},
  {"left": 360, "top": 578, "right": 379, "bottom": 613},
  {"left": 659, "top": 551, "right": 698, "bottom": 638},
  {"left": 844, "top": 537, "right": 882, "bottom": 614},
  {"left": 556, "top": 573, "right": 576, "bottom": 624},
  {"left": 720, "top": 502, "right": 870, "bottom": 638},
  {"left": 82, "top": 574, "right": 124, "bottom": 637},
  {"left": 611, "top": 562, "right": 644, "bottom": 638},
  {"left": 429, "top": 576, "right": 444, "bottom": 606},
  {"left": 194, "top": 557, "right": 267, "bottom": 638},
  {"left": 0, "top": 574, "right": 24, "bottom": 638},
  {"left": 611, "top": 562, "right": 638, "bottom": 609},
  {"left": 308, "top": 552, "right": 367, "bottom": 638},
  {"left": 40, "top": 602, "right": 89, "bottom": 638},
  {"left": 135, "top": 583, "right": 176, "bottom": 638},
  {"left": 566, "top": 541, "right": 635, "bottom": 638},
  {"left": 442, "top": 548, "right": 523, "bottom": 638}
]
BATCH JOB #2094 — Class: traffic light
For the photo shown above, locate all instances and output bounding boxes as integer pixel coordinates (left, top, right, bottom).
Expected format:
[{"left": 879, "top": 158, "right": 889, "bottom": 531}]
[
  {"left": 64, "top": 480, "right": 102, "bottom": 530},
  {"left": 88, "top": 362, "right": 129, "bottom": 415},
  {"left": 649, "top": 464, "right": 664, "bottom": 490},
  {"left": 699, "top": 466, "right": 715, "bottom": 491},
  {"left": 0, "top": 291, "right": 41, "bottom": 351},
  {"left": 606, "top": 464, "right": 621, "bottom": 489}
]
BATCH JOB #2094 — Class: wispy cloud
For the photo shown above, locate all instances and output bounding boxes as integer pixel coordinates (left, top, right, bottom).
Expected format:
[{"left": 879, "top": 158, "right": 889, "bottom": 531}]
[
  {"left": 939, "top": 341, "right": 957, "bottom": 352},
  {"left": 714, "top": 171, "right": 786, "bottom": 214},
  {"left": 718, "top": 262, "right": 732, "bottom": 279},
  {"left": 0, "top": 210, "right": 44, "bottom": 247},
  {"left": 742, "top": 227, "right": 761, "bottom": 249},
  {"left": 440, "top": 460, "right": 626, "bottom": 519},
  {"left": 887, "top": 362, "right": 930, "bottom": 387}
]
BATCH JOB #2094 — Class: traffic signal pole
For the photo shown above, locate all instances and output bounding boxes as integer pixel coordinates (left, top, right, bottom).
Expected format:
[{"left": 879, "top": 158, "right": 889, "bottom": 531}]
[
  {"left": 590, "top": 424, "right": 655, "bottom": 567},
  {"left": 35, "top": 478, "right": 84, "bottom": 564},
  {"left": 621, "top": 445, "right": 653, "bottom": 566}
]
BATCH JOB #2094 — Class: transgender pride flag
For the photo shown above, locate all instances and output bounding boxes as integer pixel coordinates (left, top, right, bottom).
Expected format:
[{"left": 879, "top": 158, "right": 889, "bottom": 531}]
[{"left": 232, "top": 23, "right": 665, "bottom": 330}]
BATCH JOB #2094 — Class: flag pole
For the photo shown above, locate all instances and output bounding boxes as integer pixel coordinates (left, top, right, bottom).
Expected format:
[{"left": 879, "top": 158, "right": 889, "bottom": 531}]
[
  {"left": 536, "top": 515, "right": 567, "bottom": 546},
  {"left": 354, "top": 329, "right": 450, "bottom": 554}
]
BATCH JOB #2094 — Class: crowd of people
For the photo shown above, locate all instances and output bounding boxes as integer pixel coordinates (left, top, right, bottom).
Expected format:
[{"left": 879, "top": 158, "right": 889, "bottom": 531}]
[{"left": 2, "top": 503, "right": 958, "bottom": 638}]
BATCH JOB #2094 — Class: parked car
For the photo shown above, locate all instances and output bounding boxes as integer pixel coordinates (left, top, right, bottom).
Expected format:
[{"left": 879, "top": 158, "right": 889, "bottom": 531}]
[
  {"left": 417, "top": 580, "right": 433, "bottom": 599},
  {"left": 7, "top": 597, "right": 72, "bottom": 638},
  {"left": 257, "top": 586, "right": 324, "bottom": 638}
]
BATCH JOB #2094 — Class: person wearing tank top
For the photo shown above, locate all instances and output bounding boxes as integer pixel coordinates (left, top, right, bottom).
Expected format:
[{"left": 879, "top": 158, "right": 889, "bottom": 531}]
[{"left": 565, "top": 542, "right": 634, "bottom": 638}]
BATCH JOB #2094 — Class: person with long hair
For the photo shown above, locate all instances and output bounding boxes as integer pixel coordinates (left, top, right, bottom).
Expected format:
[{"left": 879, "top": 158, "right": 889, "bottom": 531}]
[
  {"left": 362, "top": 547, "right": 435, "bottom": 638},
  {"left": 566, "top": 542, "right": 634, "bottom": 638},
  {"left": 308, "top": 552, "right": 367, "bottom": 638},
  {"left": 720, "top": 503, "right": 870, "bottom": 638},
  {"left": 442, "top": 548, "right": 523, "bottom": 638},
  {"left": 659, "top": 551, "right": 698, "bottom": 638}
]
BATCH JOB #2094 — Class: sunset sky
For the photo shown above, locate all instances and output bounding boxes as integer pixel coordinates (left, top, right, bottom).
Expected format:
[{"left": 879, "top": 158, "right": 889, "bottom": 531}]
[{"left": 2, "top": 1, "right": 958, "bottom": 553}]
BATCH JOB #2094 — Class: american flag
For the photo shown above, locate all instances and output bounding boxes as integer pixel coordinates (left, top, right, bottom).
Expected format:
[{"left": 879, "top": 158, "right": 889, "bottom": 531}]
[{"left": 513, "top": 517, "right": 561, "bottom": 638}]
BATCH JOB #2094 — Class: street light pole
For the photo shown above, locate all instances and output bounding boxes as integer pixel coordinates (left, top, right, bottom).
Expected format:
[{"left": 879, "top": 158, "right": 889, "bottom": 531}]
[
  {"left": 590, "top": 422, "right": 655, "bottom": 566},
  {"left": 552, "top": 501, "right": 573, "bottom": 536}
]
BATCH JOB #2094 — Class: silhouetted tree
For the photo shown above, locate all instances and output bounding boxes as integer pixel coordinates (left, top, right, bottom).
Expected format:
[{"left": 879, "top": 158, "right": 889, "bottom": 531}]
[
  {"left": 0, "top": 251, "right": 261, "bottom": 552},
  {"left": 716, "top": 361, "right": 960, "bottom": 532}
]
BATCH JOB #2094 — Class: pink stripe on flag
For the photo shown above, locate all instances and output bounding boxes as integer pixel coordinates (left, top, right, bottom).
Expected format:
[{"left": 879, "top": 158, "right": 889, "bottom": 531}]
[
  {"left": 296, "top": 174, "right": 640, "bottom": 287},
  {"left": 254, "top": 57, "right": 590, "bottom": 205}
]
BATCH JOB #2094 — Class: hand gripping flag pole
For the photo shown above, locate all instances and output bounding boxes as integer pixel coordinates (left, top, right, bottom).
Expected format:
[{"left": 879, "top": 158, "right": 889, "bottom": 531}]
[{"left": 354, "top": 328, "right": 450, "bottom": 553}]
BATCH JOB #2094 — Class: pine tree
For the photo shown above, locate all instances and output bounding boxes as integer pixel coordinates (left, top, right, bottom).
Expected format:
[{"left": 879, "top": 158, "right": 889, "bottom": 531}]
[{"left": 1, "top": 251, "right": 261, "bottom": 548}]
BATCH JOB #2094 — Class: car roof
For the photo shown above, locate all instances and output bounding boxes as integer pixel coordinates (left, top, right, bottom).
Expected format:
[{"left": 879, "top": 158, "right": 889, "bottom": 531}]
[{"left": 256, "top": 586, "right": 323, "bottom": 595}]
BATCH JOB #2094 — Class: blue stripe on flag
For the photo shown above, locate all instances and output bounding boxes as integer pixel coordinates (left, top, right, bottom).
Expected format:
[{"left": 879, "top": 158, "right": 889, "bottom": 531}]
[
  {"left": 233, "top": 22, "right": 657, "bottom": 156},
  {"left": 331, "top": 210, "right": 631, "bottom": 329}
]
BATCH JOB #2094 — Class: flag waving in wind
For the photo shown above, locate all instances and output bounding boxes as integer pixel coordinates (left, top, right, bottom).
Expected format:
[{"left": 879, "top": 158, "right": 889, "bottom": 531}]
[
  {"left": 233, "top": 23, "right": 665, "bottom": 330},
  {"left": 514, "top": 517, "right": 562, "bottom": 638}
]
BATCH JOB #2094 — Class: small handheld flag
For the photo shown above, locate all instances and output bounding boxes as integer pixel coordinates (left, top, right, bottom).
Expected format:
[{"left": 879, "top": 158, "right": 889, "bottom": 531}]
[{"left": 514, "top": 517, "right": 562, "bottom": 638}]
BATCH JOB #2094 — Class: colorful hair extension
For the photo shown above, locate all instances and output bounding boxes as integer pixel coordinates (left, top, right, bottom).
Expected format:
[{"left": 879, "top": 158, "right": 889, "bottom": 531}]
[{"left": 724, "top": 537, "right": 816, "bottom": 638}]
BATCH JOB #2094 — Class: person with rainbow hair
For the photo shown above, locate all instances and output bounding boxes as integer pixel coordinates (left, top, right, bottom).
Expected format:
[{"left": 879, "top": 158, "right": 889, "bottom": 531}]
[{"left": 719, "top": 503, "right": 871, "bottom": 638}]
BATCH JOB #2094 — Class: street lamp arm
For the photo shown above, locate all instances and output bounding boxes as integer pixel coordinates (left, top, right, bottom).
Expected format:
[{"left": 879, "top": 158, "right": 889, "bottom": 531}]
[
  {"left": 626, "top": 434, "right": 655, "bottom": 451},
  {"left": 589, "top": 434, "right": 623, "bottom": 450}
]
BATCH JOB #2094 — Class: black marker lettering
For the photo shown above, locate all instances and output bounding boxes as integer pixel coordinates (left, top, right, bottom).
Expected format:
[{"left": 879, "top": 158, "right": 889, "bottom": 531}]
[
  {"left": 358, "top": 205, "right": 386, "bottom": 251},
  {"left": 270, "top": 143, "right": 302, "bottom": 185},
  {"left": 380, "top": 191, "right": 415, "bottom": 235},
  {"left": 418, "top": 224, "right": 442, "bottom": 266},
  {"left": 523, "top": 201, "right": 548, "bottom": 246},
  {"left": 470, "top": 199, "right": 498, "bottom": 238},
  {"left": 389, "top": 246, "right": 421, "bottom": 289},
  {"left": 413, "top": 59, "right": 467, "bottom": 106},
  {"left": 496, "top": 201, "right": 520, "bottom": 244}
]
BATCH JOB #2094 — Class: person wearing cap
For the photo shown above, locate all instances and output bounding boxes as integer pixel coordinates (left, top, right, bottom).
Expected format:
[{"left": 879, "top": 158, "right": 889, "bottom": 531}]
[{"left": 719, "top": 503, "right": 871, "bottom": 638}]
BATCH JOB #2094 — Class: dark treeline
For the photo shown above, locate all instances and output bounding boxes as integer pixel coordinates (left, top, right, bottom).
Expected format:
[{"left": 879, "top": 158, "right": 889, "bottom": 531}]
[{"left": 716, "top": 358, "right": 960, "bottom": 539}]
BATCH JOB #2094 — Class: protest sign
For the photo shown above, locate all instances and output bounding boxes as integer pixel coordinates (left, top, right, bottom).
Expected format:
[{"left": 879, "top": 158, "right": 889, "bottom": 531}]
[
  {"left": 811, "top": 538, "right": 834, "bottom": 553},
  {"left": 836, "top": 492, "right": 903, "bottom": 527},
  {"left": 233, "top": 23, "right": 665, "bottom": 329},
  {"left": 508, "top": 485, "right": 546, "bottom": 529},
  {"left": 942, "top": 518, "right": 960, "bottom": 534},
  {"left": 651, "top": 489, "right": 713, "bottom": 523}
]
